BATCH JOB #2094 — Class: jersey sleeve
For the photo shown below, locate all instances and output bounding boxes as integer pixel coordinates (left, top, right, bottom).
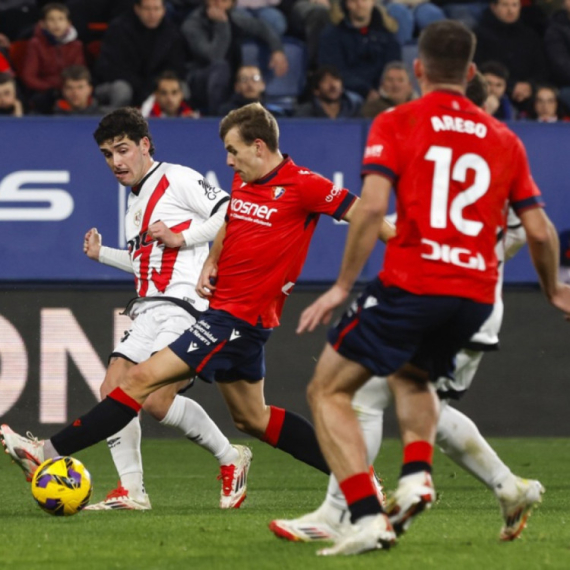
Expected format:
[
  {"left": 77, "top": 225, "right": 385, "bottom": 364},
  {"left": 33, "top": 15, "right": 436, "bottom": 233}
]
[
  {"left": 508, "top": 137, "right": 544, "bottom": 214},
  {"left": 361, "top": 110, "right": 400, "bottom": 183},
  {"left": 299, "top": 172, "right": 357, "bottom": 220},
  {"left": 175, "top": 167, "right": 230, "bottom": 220}
]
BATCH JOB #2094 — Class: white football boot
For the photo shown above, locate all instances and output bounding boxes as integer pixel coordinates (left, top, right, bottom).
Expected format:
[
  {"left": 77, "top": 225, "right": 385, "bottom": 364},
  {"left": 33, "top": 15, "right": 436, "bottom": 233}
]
[
  {"left": 84, "top": 483, "right": 151, "bottom": 511},
  {"left": 0, "top": 424, "right": 45, "bottom": 482},
  {"left": 497, "top": 477, "right": 545, "bottom": 541},
  {"left": 318, "top": 513, "right": 396, "bottom": 556},
  {"left": 218, "top": 444, "right": 252, "bottom": 509},
  {"left": 385, "top": 471, "right": 436, "bottom": 536}
]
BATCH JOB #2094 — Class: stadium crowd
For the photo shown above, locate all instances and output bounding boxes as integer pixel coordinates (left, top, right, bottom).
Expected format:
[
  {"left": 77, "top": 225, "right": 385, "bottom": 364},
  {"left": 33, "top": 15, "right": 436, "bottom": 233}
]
[{"left": 1, "top": 0, "right": 570, "bottom": 120}]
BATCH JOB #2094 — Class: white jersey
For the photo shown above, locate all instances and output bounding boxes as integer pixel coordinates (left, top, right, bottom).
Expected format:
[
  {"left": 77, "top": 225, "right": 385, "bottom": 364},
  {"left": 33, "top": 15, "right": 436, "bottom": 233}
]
[{"left": 124, "top": 161, "right": 229, "bottom": 312}]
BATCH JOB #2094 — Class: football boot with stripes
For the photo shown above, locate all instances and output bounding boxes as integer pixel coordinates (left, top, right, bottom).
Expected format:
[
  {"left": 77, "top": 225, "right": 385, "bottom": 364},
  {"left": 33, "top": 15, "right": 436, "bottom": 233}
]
[
  {"left": 218, "top": 444, "right": 252, "bottom": 509},
  {"left": 0, "top": 424, "right": 45, "bottom": 482},
  {"left": 84, "top": 483, "right": 151, "bottom": 511}
]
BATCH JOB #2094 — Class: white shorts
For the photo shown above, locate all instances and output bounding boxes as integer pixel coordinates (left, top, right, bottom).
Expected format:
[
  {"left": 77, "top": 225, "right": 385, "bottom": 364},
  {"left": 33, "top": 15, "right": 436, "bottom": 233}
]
[{"left": 112, "top": 303, "right": 197, "bottom": 364}]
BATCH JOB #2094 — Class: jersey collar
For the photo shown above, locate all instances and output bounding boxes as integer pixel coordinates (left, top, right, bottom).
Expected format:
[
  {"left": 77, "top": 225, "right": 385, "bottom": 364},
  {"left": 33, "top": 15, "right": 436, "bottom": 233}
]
[
  {"left": 131, "top": 161, "right": 162, "bottom": 195},
  {"left": 253, "top": 155, "right": 291, "bottom": 185}
]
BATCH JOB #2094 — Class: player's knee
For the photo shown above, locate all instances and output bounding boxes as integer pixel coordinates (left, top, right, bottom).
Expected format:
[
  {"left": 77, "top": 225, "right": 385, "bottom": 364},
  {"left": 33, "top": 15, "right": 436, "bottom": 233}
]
[{"left": 122, "top": 363, "right": 153, "bottom": 395}]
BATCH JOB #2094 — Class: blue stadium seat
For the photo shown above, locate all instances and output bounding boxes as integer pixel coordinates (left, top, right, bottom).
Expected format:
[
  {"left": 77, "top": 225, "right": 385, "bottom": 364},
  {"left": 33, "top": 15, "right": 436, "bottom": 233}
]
[
  {"left": 241, "top": 36, "right": 307, "bottom": 110},
  {"left": 401, "top": 42, "right": 419, "bottom": 92}
]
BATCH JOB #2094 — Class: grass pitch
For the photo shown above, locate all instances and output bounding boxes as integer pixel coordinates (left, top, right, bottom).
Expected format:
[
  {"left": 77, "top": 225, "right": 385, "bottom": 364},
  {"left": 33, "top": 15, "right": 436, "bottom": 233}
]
[{"left": 0, "top": 438, "right": 568, "bottom": 570}]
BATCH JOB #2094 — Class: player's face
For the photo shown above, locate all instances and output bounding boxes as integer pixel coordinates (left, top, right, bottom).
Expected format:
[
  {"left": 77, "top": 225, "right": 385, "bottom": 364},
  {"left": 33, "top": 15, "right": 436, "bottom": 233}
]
[
  {"left": 224, "top": 127, "right": 263, "bottom": 183},
  {"left": 0, "top": 81, "right": 17, "bottom": 109},
  {"left": 99, "top": 136, "right": 152, "bottom": 187},
  {"left": 134, "top": 0, "right": 166, "bottom": 29},
  {"left": 483, "top": 73, "right": 506, "bottom": 99},
  {"left": 381, "top": 69, "right": 412, "bottom": 104},
  {"left": 62, "top": 79, "right": 92, "bottom": 109},
  {"left": 535, "top": 88, "right": 557, "bottom": 121},
  {"left": 491, "top": 0, "right": 520, "bottom": 24},
  {"left": 155, "top": 79, "right": 184, "bottom": 116},
  {"left": 235, "top": 67, "right": 265, "bottom": 100},
  {"left": 43, "top": 9, "right": 70, "bottom": 39}
]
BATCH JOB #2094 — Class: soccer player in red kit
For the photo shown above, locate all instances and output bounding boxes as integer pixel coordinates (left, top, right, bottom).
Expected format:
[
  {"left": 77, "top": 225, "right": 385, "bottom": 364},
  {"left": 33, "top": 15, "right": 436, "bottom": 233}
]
[
  {"left": 1, "top": 103, "right": 393, "bottom": 490},
  {"left": 298, "top": 21, "right": 570, "bottom": 555}
]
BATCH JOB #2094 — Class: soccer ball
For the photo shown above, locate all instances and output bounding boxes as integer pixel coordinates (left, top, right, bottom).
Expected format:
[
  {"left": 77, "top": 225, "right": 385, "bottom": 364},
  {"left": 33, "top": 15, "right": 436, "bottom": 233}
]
[{"left": 31, "top": 456, "right": 92, "bottom": 516}]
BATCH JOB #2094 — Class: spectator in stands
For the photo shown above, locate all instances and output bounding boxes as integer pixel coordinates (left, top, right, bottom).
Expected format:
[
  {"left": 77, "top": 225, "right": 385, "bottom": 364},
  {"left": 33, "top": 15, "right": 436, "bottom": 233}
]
[
  {"left": 474, "top": 0, "right": 548, "bottom": 112},
  {"left": 94, "top": 0, "right": 188, "bottom": 108},
  {"left": 480, "top": 61, "right": 515, "bottom": 120},
  {"left": 217, "top": 64, "right": 288, "bottom": 115},
  {"left": 141, "top": 70, "right": 200, "bottom": 117},
  {"left": 66, "top": 0, "right": 134, "bottom": 42},
  {"left": 53, "top": 65, "right": 102, "bottom": 115},
  {"left": 317, "top": 0, "right": 401, "bottom": 100},
  {"left": 529, "top": 84, "right": 569, "bottom": 121},
  {"left": 20, "top": 3, "right": 85, "bottom": 114},
  {"left": 0, "top": 72, "right": 24, "bottom": 116},
  {"left": 293, "top": 64, "right": 361, "bottom": 117},
  {"left": 182, "top": 0, "right": 288, "bottom": 115},
  {"left": 235, "top": 0, "right": 288, "bottom": 36},
  {"left": 544, "top": 0, "right": 570, "bottom": 110},
  {"left": 360, "top": 60, "right": 415, "bottom": 117}
]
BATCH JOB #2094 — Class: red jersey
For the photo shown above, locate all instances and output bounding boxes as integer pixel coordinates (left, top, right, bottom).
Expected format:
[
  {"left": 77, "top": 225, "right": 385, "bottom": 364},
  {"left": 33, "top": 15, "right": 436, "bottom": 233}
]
[
  {"left": 362, "top": 90, "right": 543, "bottom": 304},
  {"left": 211, "top": 156, "right": 357, "bottom": 327}
]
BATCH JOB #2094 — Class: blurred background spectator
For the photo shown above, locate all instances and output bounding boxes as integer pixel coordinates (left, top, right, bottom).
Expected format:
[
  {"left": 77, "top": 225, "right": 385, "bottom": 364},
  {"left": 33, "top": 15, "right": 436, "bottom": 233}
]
[
  {"left": 293, "top": 64, "right": 362, "bottom": 117},
  {"left": 360, "top": 60, "right": 416, "bottom": 117},
  {"left": 21, "top": 2, "right": 85, "bottom": 114},
  {"left": 66, "top": 0, "right": 134, "bottom": 43},
  {"left": 0, "top": 72, "right": 24, "bottom": 116},
  {"left": 234, "top": 0, "right": 288, "bottom": 36},
  {"left": 480, "top": 60, "right": 515, "bottom": 120},
  {"left": 217, "top": 64, "right": 288, "bottom": 115},
  {"left": 545, "top": 0, "right": 570, "bottom": 109},
  {"left": 474, "top": 0, "right": 548, "bottom": 114},
  {"left": 317, "top": 0, "right": 401, "bottom": 100},
  {"left": 94, "top": 0, "right": 188, "bottom": 109},
  {"left": 182, "top": 0, "right": 288, "bottom": 115},
  {"left": 528, "top": 83, "right": 570, "bottom": 121},
  {"left": 141, "top": 70, "right": 200, "bottom": 117},
  {"left": 53, "top": 64, "right": 102, "bottom": 115}
]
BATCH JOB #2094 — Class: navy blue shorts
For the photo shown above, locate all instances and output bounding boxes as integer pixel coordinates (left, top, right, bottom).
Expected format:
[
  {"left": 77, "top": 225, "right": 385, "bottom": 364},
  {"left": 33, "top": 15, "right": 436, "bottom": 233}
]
[
  {"left": 168, "top": 309, "right": 272, "bottom": 383},
  {"left": 328, "top": 278, "right": 493, "bottom": 381}
]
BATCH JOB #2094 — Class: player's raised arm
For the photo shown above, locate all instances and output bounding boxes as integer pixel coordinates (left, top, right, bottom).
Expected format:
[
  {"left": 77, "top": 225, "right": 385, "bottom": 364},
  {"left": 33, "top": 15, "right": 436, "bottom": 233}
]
[
  {"left": 196, "top": 222, "right": 226, "bottom": 299},
  {"left": 84, "top": 227, "right": 134, "bottom": 274},
  {"left": 297, "top": 174, "right": 391, "bottom": 333}
]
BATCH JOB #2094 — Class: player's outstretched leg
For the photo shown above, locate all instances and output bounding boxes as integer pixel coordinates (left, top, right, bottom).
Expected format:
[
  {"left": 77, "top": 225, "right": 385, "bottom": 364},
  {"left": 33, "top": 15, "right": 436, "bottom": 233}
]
[
  {"left": 436, "top": 403, "right": 545, "bottom": 540},
  {"left": 269, "top": 377, "right": 389, "bottom": 542}
]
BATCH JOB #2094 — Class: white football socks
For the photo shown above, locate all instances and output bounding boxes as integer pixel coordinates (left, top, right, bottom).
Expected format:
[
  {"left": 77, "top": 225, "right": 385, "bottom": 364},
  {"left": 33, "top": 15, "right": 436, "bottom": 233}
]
[
  {"left": 160, "top": 395, "right": 238, "bottom": 465},
  {"left": 437, "top": 403, "right": 516, "bottom": 495},
  {"left": 107, "top": 417, "right": 146, "bottom": 499}
]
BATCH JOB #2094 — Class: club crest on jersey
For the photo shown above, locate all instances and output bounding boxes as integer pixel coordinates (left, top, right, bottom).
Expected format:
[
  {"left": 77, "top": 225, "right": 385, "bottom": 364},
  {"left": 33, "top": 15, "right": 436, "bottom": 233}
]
[
  {"left": 272, "top": 186, "right": 286, "bottom": 200},
  {"left": 134, "top": 209, "right": 142, "bottom": 226}
]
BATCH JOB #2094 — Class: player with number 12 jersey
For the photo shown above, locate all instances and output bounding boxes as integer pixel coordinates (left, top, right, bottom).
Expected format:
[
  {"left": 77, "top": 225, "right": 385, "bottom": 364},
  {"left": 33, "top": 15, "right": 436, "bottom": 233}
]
[{"left": 363, "top": 89, "right": 544, "bottom": 303}]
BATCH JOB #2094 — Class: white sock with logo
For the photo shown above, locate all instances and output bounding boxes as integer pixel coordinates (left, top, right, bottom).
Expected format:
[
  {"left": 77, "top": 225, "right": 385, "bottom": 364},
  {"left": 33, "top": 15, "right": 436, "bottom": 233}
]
[
  {"left": 437, "top": 404, "right": 516, "bottom": 495},
  {"left": 107, "top": 416, "right": 146, "bottom": 499},
  {"left": 161, "top": 395, "right": 237, "bottom": 465}
]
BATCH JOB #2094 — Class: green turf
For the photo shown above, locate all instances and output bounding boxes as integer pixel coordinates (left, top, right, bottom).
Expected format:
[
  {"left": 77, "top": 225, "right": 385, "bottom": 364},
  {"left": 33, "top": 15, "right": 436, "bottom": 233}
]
[{"left": 0, "top": 438, "right": 568, "bottom": 570}]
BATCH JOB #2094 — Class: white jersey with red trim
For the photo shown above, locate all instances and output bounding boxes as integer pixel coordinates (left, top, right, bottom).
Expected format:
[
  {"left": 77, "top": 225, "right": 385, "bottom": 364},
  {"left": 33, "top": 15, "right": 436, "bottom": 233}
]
[{"left": 125, "top": 161, "right": 229, "bottom": 311}]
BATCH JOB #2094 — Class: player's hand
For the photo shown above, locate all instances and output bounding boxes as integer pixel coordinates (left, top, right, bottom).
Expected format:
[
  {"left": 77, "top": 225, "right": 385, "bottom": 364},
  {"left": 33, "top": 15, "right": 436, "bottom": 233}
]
[
  {"left": 549, "top": 282, "right": 570, "bottom": 320},
  {"left": 196, "top": 261, "right": 218, "bottom": 299},
  {"left": 269, "top": 51, "right": 288, "bottom": 77},
  {"left": 83, "top": 228, "right": 102, "bottom": 260},
  {"left": 147, "top": 221, "right": 184, "bottom": 248},
  {"left": 297, "top": 284, "right": 349, "bottom": 334}
]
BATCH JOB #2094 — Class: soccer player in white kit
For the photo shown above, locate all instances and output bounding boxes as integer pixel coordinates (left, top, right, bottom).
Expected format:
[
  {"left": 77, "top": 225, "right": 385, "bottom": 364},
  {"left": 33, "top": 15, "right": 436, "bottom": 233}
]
[{"left": 80, "top": 108, "right": 252, "bottom": 510}]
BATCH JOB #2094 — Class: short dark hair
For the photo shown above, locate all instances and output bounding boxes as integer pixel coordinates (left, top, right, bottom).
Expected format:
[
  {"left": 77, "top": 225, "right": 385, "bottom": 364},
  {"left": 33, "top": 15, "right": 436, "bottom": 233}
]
[
  {"left": 0, "top": 72, "right": 15, "bottom": 87},
  {"left": 418, "top": 21, "right": 476, "bottom": 85},
  {"left": 93, "top": 107, "right": 155, "bottom": 155},
  {"left": 62, "top": 65, "right": 92, "bottom": 84},
  {"left": 479, "top": 61, "right": 509, "bottom": 82},
  {"left": 312, "top": 65, "right": 342, "bottom": 90},
  {"left": 219, "top": 102, "right": 279, "bottom": 152},
  {"left": 466, "top": 71, "right": 488, "bottom": 107},
  {"left": 155, "top": 70, "right": 183, "bottom": 90},
  {"left": 42, "top": 3, "right": 70, "bottom": 19}
]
